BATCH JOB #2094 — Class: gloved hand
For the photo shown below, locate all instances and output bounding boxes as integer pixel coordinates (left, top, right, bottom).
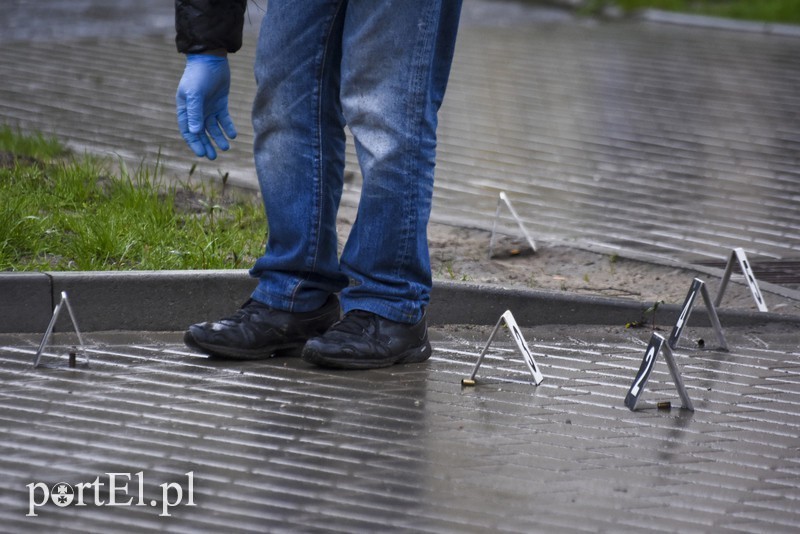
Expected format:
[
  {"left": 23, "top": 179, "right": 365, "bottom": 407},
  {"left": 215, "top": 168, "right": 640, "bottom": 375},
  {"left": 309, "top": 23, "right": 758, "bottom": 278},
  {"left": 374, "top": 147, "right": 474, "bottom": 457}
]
[{"left": 176, "top": 53, "right": 237, "bottom": 160}]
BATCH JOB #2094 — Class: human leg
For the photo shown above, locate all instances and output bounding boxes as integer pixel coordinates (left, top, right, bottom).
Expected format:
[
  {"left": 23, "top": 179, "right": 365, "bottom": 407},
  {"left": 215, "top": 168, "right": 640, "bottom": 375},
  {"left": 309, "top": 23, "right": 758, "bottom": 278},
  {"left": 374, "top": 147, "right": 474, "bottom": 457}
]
[
  {"left": 336, "top": 0, "right": 463, "bottom": 324},
  {"left": 302, "top": 0, "right": 463, "bottom": 369},
  {"left": 249, "top": 0, "right": 351, "bottom": 313},
  {"left": 185, "top": 1, "right": 350, "bottom": 358}
]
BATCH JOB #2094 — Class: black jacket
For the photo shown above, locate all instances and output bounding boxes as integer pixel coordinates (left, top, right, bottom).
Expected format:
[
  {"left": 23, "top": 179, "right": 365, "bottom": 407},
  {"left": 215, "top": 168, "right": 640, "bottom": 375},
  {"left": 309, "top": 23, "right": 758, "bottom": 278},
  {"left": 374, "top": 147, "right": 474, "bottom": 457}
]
[{"left": 175, "top": 0, "right": 247, "bottom": 54}]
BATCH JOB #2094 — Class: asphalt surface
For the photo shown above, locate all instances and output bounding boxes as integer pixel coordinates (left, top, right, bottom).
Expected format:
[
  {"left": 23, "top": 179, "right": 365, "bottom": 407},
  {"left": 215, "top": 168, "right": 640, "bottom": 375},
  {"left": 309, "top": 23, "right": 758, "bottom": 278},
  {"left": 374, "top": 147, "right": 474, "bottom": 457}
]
[{"left": 1, "top": 1, "right": 800, "bottom": 532}]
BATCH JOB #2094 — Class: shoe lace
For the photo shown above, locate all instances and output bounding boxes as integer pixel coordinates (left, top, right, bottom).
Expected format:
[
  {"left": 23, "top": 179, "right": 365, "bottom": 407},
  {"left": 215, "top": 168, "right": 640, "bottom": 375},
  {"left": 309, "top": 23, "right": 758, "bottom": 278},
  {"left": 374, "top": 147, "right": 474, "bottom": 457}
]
[{"left": 330, "top": 310, "right": 374, "bottom": 335}]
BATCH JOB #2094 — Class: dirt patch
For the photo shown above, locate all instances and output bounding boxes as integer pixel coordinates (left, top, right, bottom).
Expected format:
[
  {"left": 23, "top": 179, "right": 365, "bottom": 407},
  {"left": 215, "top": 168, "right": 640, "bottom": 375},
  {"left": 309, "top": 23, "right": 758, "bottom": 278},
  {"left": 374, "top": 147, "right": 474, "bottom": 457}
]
[
  {"left": 311, "top": 204, "right": 800, "bottom": 317},
  {"left": 333, "top": 202, "right": 799, "bottom": 315},
  {"left": 0, "top": 151, "right": 40, "bottom": 169},
  {"left": 423, "top": 222, "right": 800, "bottom": 316}
]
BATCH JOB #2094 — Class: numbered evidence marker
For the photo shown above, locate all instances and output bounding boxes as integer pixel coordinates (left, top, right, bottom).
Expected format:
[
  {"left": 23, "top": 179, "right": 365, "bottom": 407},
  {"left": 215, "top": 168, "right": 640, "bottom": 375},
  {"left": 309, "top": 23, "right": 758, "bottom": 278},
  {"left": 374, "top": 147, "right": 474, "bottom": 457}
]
[
  {"left": 625, "top": 333, "right": 694, "bottom": 412},
  {"left": 461, "top": 310, "right": 544, "bottom": 386},
  {"left": 33, "top": 291, "right": 88, "bottom": 368},
  {"left": 488, "top": 191, "right": 537, "bottom": 259},
  {"left": 668, "top": 278, "right": 728, "bottom": 351},
  {"left": 715, "top": 247, "right": 768, "bottom": 312}
]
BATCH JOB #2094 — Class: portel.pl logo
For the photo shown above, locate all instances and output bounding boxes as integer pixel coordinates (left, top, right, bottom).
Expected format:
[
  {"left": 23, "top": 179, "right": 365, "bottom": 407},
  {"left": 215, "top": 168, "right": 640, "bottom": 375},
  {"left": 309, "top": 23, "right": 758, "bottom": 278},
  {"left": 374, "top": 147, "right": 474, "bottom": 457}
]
[{"left": 27, "top": 472, "right": 195, "bottom": 517}]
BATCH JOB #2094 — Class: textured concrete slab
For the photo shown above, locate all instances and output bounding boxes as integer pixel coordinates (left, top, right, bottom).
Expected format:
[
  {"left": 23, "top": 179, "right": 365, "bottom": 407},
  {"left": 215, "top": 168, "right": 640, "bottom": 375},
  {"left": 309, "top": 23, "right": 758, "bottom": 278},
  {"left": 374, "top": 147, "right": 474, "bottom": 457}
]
[
  {"left": 1, "top": 324, "right": 798, "bottom": 532},
  {"left": 0, "top": 0, "right": 175, "bottom": 43}
]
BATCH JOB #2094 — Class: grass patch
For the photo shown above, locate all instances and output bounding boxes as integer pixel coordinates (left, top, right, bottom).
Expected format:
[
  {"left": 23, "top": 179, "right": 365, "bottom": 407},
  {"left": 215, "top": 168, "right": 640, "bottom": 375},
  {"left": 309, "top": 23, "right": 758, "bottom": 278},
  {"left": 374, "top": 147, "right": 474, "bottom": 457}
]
[
  {"left": 0, "top": 125, "right": 64, "bottom": 162},
  {"left": 1, "top": 127, "right": 267, "bottom": 271},
  {"left": 582, "top": 0, "right": 800, "bottom": 24}
]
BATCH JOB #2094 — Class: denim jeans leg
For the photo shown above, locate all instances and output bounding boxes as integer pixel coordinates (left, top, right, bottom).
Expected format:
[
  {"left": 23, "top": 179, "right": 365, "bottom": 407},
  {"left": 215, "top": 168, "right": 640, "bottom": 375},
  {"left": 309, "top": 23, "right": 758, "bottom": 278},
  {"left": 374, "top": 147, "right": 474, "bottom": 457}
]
[
  {"left": 338, "top": 0, "right": 463, "bottom": 323},
  {"left": 249, "top": 1, "right": 351, "bottom": 312}
]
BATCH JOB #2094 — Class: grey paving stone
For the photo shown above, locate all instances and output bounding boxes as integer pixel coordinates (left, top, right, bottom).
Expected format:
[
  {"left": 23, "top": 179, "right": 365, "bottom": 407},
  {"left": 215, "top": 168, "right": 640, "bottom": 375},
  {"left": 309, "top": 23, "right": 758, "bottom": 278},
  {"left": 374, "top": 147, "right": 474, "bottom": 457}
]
[{"left": 3, "top": 324, "right": 799, "bottom": 531}]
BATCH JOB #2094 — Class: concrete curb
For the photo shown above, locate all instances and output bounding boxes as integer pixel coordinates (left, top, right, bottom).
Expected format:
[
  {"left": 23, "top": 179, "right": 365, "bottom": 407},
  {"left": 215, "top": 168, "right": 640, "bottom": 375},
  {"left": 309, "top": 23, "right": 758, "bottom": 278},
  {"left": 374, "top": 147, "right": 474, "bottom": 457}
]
[
  {"left": 1, "top": 270, "right": 256, "bottom": 334},
  {"left": 638, "top": 9, "right": 800, "bottom": 37},
  {"left": 2, "top": 271, "right": 798, "bottom": 333}
]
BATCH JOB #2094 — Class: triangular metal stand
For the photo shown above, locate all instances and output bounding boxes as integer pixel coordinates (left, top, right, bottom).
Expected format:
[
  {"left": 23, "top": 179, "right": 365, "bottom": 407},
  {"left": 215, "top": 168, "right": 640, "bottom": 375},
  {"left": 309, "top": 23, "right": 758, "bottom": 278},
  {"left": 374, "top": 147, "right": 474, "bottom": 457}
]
[
  {"left": 488, "top": 192, "right": 537, "bottom": 259},
  {"left": 625, "top": 333, "right": 693, "bottom": 411},
  {"left": 668, "top": 278, "right": 728, "bottom": 351},
  {"left": 33, "top": 291, "right": 88, "bottom": 368},
  {"left": 461, "top": 310, "right": 544, "bottom": 386},
  {"left": 714, "top": 247, "right": 768, "bottom": 312}
]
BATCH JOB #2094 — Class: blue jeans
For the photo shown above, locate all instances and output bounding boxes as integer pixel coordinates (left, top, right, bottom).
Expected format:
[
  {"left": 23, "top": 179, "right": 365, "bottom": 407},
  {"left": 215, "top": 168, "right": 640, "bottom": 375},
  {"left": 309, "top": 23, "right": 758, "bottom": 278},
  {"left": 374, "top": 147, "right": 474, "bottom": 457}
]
[{"left": 249, "top": 0, "right": 462, "bottom": 324}]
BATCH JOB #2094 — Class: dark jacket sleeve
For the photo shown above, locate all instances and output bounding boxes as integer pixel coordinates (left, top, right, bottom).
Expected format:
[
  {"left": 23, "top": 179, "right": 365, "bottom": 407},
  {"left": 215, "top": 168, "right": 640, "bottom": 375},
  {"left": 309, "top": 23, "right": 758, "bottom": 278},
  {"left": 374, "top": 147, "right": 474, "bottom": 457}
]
[{"left": 175, "top": 0, "right": 247, "bottom": 54}]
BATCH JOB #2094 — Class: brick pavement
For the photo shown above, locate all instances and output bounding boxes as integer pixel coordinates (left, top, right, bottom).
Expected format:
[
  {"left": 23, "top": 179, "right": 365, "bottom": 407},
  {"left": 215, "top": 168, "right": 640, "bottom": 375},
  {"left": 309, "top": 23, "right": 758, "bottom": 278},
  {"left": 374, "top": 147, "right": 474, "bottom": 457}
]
[{"left": 1, "top": 324, "right": 799, "bottom": 532}]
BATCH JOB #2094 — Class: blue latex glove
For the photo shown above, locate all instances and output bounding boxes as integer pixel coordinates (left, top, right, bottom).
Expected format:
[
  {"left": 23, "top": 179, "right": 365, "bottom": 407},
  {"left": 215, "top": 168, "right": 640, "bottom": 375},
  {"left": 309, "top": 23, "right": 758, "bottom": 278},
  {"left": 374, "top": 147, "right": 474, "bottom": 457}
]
[{"left": 176, "top": 53, "right": 237, "bottom": 160}]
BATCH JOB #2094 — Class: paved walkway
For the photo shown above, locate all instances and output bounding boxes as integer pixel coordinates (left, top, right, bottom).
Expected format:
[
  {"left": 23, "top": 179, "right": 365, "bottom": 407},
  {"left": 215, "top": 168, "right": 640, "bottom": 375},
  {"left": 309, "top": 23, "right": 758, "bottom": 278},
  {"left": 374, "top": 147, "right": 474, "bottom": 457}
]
[
  {"left": 2, "top": 323, "right": 800, "bottom": 532},
  {"left": 1, "top": 1, "right": 799, "bottom": 272}
]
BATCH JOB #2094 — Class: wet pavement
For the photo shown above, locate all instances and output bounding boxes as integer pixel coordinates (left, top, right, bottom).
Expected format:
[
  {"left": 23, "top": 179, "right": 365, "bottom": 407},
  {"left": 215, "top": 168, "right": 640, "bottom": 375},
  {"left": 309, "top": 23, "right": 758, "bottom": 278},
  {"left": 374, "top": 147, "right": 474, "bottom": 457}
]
[
  {"left": 2, "top": 1, "right": 800, "bottom": 531},
  {"left": 1, "top": 1, "right": 798, "bottom": 271},
  {"left": 2, "top": 323, "right": 800, "bottom": 533}
]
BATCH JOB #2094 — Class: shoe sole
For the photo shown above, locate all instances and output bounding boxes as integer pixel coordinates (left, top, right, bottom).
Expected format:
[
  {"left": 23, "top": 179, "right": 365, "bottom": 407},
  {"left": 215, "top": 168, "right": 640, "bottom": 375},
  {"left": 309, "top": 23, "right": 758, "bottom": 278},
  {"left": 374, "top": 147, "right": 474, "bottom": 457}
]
[
  {"left": 183, "top": 331, "right": 304, "bottom": 360},
  {"left": 300, "top": 340, "right": 432, "bottom": 370}
]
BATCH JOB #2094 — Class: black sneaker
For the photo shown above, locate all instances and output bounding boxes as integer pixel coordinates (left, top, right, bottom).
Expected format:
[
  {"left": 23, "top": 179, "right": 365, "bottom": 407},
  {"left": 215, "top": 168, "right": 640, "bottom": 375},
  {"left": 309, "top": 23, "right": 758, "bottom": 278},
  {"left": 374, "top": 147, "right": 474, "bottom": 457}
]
[
  {"left": 300, "top": 309, "right": 432, "bottom": 369},
  {"left": 184, "top": 295, "right": 340, "bottom": 360}
]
